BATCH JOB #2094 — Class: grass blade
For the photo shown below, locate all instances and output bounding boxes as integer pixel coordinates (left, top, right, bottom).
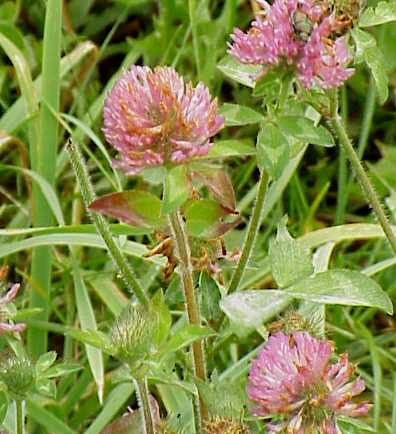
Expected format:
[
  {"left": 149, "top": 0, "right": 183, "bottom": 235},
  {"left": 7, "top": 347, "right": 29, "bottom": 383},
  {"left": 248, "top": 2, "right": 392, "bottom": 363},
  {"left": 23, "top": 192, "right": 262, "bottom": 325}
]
[
  {"left": 28, "top": 0, "right": 63, "bottom": 358},
  {"left": 71, "top": 262, "right": 105, "bottom": 403}
]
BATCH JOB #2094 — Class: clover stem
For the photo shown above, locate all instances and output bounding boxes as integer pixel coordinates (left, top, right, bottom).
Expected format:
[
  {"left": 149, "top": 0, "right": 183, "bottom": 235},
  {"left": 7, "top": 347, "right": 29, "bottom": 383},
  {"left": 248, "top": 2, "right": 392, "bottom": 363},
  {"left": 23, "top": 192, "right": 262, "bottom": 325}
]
[
  {"left": 327, "top": 91, "right": 396, "bottom": 255},
  {"left": 67, "top": 139, "right": 149, "bottom": 305},
  {"left": 134, "top": 377, "right": 155, "bottom": 434},
  {"left": 168, "top": 210, "right": 207, "bottom": 427},
  {"left": 16, "top": 400, "right": 24, "bottom": 434},
  {"left": 228, "top": 170, "right": 268, "bottom": 293}
]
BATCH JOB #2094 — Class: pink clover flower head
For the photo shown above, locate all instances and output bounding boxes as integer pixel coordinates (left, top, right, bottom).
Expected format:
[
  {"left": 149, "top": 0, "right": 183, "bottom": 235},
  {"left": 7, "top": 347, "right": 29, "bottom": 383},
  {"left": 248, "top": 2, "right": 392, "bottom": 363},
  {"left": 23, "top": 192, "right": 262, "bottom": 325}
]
[
  {"left": 228, "top": 0, "right": 354, "bottom": 89},
  {"left": 0, "top": 284, "right": 25, "bottom": 335},
  {"left": 228, "top": 0, "right": 300, "bottom": 66},
  {"left": 103, "top": 66, "right": 224, "bottom": 175},
  {"left": 296, "top": 17, "right": 354, "bottom": 89},
  {"left": 247, "top": 331, "right": 371, "bottom": 433}
]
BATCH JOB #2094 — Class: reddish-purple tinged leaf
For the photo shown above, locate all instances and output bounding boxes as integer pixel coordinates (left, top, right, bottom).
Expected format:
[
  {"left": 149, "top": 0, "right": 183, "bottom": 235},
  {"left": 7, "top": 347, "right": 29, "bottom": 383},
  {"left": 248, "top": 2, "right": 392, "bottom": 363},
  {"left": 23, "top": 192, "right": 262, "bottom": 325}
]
[
  {"left": 89, "top": 190, "right": 164, "bottom": 229},
  {"left": 184, "top": 199, "right": 240, "bottom": 239},
  {"left": 191, "top": 163, "right": 236, "bottom": 211}
]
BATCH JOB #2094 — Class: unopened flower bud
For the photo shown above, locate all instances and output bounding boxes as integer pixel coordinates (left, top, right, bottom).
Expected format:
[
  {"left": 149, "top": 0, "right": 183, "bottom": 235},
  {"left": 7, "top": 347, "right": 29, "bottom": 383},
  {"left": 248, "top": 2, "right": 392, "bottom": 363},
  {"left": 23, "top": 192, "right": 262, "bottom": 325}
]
[
  {"left": 110, "top": 303, "right": 157, "bottom": 374},
  {"left": 0, "top": 352, "right": 35, "bottom": 400}
]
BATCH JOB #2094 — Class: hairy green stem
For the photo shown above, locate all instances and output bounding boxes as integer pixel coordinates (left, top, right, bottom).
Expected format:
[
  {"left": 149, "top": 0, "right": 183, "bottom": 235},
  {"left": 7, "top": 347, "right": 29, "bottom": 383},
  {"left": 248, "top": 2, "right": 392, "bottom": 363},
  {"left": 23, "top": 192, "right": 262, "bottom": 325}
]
[
  {"left": 335, "top": 87, "right": 348, "bottom": 224},
  {"left": 328, "top": 93, "right": 396, "bottom": 255},
  {"left": 16, "top": 400, "right": 24, "bottom": 434},
  {"left": 67, "top": 139, "right": 149, "bottom": 305},
  {"left": 134, "top": 377, "right": 155, "bottom": 434},
  {"left": 228, "top": 171, "right": 268, "bottom": 293},
  {"left": 168, "top": 211, "right": 207, "bottom": 425}
]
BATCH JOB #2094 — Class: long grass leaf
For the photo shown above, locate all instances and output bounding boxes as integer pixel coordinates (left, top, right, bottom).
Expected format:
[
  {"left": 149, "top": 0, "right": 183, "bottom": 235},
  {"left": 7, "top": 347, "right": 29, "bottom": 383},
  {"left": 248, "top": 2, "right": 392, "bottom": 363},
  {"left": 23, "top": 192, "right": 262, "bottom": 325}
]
[
  {"left": 26, "top": 400, "right": 77, "bottom": 434},
  {"left": 28, "top": 0, "right": 63, "bottom": 358},
  {"left": 71, "top": 262, "right": 105, "bottom": 403},
  {"left": 84, "top": 383, "right": 134, "bottom": 434}
]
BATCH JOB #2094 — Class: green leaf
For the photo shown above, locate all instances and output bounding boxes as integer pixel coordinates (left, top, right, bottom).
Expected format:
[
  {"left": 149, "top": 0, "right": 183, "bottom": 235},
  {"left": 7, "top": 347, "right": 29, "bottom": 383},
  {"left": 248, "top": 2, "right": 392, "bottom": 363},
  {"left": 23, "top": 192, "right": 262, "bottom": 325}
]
[
  {"left": 207, "top": 139, "right": 256, "bottom": 158},
  {"left": 253, "top": 69, "right": 282, "bottom": 97},
  {"left": 269, "top": 217, "right": 314, "bottom": 288},
  {"left": 337, "top": 415, "right": 376, "bottom": 432},
  {"left": 217, "top": 55, "right": 261, "bottom": 88},
  {"left": 0, "top": 233, "right": 165, "bottom": 267},
  {"left": 151, "top": 290, "right": 172, "bottom": 347},
  {"left": 220, "top": 290, "right": 291, "bottom": 331},
  {"left": 84, "top": 383, "right": 135, "bottom": 434},
  {"left": 68, "top": 329, "right": 113, "bottom": 353},
  {"left": 72, "top": 264, "right": 105, "bottom": 403},
  {"left": 359, "top": 1, "right": 396, "bottom": 27},
  {"left": 184, "top": 199, "right": 238, "bottom": 239},
  {"left": 199, "top": 272, "right": 222, "bottom": 324},
  {"left": 277, "top": 116, "right": 335, "bottom": 147},
  {"left": 42, "top": 363, "right": 82, "bottom": 378},
  {"left": 87, "top": 276, "right": 128, "bottom": 317},
  {"left": 0, "top": 41, "right": 97, "bottom": 134},
  {"left": 364, "top": 47, "right": 389, "bottom": 105},
  {"left": 162, "top": 165, "right": 191, "bottom": 214},
  {"left": 351, "top": 28, "right": 389, "bottom": 104},
  {"left": 35, "top": 378, "right": 57, "bottom": 398},
  {"left": 0, "top": 164, "right": 65, "bottom": 226},
  {"left": 90, "top": 190, "right": 164, "bottom": 229},
  {"left": 219, "top": 103, "right": 264, "bottom": 126},
  {"left": 163, "top": 325, "right": 215, "bottom": 354},
  {"left": 26, "top": 399, "right": 77, "bottom": 434},
  {"left": 0, "top": 2, "right": 16, "bottom": 21},
  {"left": 36, "top": 351, "right": 57, "bottom": 374},
  {"left": 351, "top": 28, "right": 376, "bottom": 62},
  {"left": 191, "top": 163, "right": 236, "bottom": 210},
  {"left": 285, "top": 270, "right": 393, "bottom": 314},
  {"left": 256, "top": 122, "right": 290, "bottom": 179}
]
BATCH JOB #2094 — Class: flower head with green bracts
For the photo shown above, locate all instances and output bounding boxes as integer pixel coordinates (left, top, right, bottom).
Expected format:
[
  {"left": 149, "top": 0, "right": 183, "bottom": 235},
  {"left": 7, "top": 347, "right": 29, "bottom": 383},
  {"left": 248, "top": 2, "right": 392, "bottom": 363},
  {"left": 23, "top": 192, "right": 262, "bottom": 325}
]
[
  {"left": 103, "top": 65, "right": 224, "bottom": 175},
  {"left": 248, "top": 331, "right": 371, "bottom": 433}
]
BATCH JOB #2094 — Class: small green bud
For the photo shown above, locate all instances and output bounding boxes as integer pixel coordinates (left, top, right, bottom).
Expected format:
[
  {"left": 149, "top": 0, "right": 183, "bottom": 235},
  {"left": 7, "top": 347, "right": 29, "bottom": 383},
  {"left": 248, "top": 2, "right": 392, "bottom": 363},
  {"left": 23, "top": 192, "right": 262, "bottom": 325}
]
[
  {"left": 0, "top": 352, "right": 35, "bottom": 400},
  {"left": 110, "top": 303, "right": 157, "bottom": 375}
]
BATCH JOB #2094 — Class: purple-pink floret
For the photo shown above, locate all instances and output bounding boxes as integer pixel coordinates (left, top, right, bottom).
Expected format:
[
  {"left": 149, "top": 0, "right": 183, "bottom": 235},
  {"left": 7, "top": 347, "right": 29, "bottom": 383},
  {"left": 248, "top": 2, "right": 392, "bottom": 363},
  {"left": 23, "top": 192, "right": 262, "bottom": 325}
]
[
  {"left": 296, "top": 18, "right": 354, "bottom": 89},
  {"left": 228, "top": 0, "right": 300, "bottom": 66},
  {"left": 0, "top": 284, "right": 25, "bottom": 335},
  {"left": 248, "top": 332, "right": 371, "bottom": 433},
  {"left": 103, "top": 66, "right": 224, "bottom": 175},
  {"left": 228, "top": 0, "right": 354, "bottom": 89}
]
